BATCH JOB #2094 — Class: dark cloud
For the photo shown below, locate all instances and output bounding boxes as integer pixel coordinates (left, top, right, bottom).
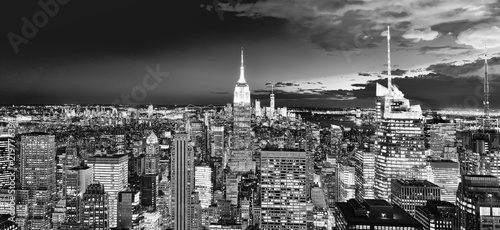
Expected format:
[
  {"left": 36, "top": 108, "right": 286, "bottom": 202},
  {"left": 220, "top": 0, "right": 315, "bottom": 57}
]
[
  {"left": 431, "top": 18, "right": 499, "bottom": 36},
  {"left": 426, "top": 57, "right": 500, "bottom": 77},
  {"left": 381, "top": 69, "right": 407, "bottom": 76},
  {"left": 274, "top": 82, "right": 299, "bottom": 87},
  {"left": 358, "top": 72, "right": 371, "bottom": 76}
]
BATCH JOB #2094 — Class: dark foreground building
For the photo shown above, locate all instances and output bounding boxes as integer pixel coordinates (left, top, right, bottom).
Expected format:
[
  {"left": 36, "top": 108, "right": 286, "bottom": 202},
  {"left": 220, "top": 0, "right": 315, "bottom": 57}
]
[{"left": 334, "top": 199, "right": 423, "bottom": 230}]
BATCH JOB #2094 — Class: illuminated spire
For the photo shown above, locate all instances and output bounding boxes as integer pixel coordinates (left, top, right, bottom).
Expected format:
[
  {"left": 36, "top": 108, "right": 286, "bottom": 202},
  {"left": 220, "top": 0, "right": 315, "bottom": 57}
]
[
  {"left": 387, "top": 25, "right": 392, "bottom": 93},
  {"left": 237, "top": 47, "right": 246, "bottom": 84},
  {"left": 484, "top": 42, "right": 490, "bottom": 120}
]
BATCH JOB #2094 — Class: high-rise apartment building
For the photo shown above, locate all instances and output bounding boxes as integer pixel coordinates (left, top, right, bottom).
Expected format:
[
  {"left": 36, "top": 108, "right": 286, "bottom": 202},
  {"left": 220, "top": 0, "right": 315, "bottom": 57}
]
[
  {"left": 233, "top": 48, "right": 252, "bottom": 150},
  {"left": 172, "top": 133, "right": 200, "bottom": 230},
  {"left": 260, "top": 151, "right": 308, "bottom": 229},
  {"left": 86, "top": 154, "right": 129, "bottom": 228}
]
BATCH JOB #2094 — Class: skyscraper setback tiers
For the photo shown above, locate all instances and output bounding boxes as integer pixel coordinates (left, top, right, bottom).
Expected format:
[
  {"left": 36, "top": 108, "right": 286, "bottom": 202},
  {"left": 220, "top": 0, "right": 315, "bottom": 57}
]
[{"left": 233, "top": 48, "right": 252, "bottom": 150}]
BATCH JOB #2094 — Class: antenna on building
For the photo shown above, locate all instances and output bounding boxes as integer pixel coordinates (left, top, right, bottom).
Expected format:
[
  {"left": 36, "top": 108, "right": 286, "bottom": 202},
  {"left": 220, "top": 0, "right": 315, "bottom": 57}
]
[
  {"left": 484, "top": 41, "right": 490, "bottom": 120},
  {"left": 387, "top": 25, "right": 392, "bottom": 94}
]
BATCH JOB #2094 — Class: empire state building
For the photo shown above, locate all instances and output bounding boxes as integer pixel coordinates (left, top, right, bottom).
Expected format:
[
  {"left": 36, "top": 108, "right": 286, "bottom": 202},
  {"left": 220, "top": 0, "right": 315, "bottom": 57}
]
[{"left": 233, "top": 48, "right": 252, "bottom": 150}]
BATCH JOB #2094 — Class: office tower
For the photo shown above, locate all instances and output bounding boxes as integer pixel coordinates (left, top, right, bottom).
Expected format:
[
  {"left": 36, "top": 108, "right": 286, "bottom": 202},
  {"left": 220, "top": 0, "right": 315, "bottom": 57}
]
[
  {"left": 426, "top": 160, "right": 460, "bottom": 203},
  {"left": 117, "top": 189, "right": 141, "bottom": 229},
  {"left": 415, "top": 200, "right": 456, "bottom": 230},
  {"left": 81, "top": 183, "right": 109, "bottom": 229},
  {"left": 65, "top": 165, "right": 92, "bottom": 224},
  {"left": 260, "top": 151, "right": 308, "bottom": 229},
  {"left": 456, "top": 175, "right": 500, "bottom": 230},
  {"left": 321, "top": 166, "right": 339, "bottom": 208},
  {"left": 86, "top": 154, "right": 128, "bottom": 228},
  {"left": 340, "top": 163, "right": 356, "bottom": 201},
  {"left": 374, "top": 26, "right": 426, "bottom": 201},
  {"left": 233, "top": 48, "right": 252, "bottom": 150},
  {"left": 19, "top": 133, "right": 56, "bottom": 229},
  {"left": 334, "top": 199, "right": 423, "bottom": 230},
  {"left": 354, "top": 150, "right": 375, "bottom": 200},
  {"left": 172, "top": 133, "right": 200, "bottom": 230},
  {"left": 255, "top": 99, "right": 262, "bottom": 117},
  {"left": 195, "top": 165, "right": 213, "bottom": 209},
  {"left": 391, "top": 179, "right": 441, "bottom": 216},
  {"left": 425, "top": 122, "right": 456, "bottom": 160},
  {"left": 142, "top": 131, "right": 159, "bottom": 209},
  {"left": 212, "top": 126, "right": 224, "bottom": 157}
]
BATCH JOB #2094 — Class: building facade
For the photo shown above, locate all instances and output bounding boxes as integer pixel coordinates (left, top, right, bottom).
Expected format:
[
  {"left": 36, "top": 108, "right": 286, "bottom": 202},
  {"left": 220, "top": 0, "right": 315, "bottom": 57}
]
[
  {"left": 86, "top": 154, "right": 129, "bottom": 228},
  {"left": 391, "top": 179, "right": 441, "bottom": 216},
  {"left": 260, "top": 151, "right": 308, "bottom": 229}
]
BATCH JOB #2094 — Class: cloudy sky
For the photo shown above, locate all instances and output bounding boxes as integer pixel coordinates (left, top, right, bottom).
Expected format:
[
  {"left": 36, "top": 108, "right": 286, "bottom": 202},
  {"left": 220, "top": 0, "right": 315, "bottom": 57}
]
[{"left": 1, "top": 0, "right": 500, "bottom": 109}]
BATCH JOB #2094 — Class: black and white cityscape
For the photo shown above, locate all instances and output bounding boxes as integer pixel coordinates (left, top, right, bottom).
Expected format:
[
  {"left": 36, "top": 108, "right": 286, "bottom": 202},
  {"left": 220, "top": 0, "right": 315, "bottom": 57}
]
[{"left": 1, "top": 1, "right": 500, "bottom": 230}]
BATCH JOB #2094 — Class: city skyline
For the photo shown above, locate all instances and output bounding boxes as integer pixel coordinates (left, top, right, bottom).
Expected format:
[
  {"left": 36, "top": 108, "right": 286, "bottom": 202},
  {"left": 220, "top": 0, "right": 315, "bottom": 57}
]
[{"left": 0, "top": 1, "right": 500, "bottom": 109}]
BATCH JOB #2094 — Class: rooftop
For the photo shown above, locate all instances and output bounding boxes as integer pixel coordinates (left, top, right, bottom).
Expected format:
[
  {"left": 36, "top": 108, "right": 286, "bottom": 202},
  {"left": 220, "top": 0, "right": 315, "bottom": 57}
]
[
  {"left": 393, "top": 179, "right": 439, "bottom": 188},
  {"left": 336, "top": 201, "right": 422, "bottom": 227}
]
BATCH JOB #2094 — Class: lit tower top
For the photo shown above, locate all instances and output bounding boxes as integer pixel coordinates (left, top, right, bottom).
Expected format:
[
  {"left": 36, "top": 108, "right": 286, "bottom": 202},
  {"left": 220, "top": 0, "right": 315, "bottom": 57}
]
[
  {"left": 234, "top": 47, "right": 251, "bottom": 104},
  {"left": 238, "top": 47, "right": 246, "bottom": 84}
]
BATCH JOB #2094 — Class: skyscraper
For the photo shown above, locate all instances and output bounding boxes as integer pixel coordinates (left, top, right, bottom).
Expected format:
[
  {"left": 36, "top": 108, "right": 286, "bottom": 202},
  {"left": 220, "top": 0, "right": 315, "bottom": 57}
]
[
  {"left": 233, "top": 48, "right": 252, "bottom": 150},
  {"left": 212, "top": 126, "right": 224, "bottom": 157},
  {"left": 172, "top": 133, "right": 200, "bottom": 230},
  {"left": 374, "top": 26, "right": 426, "bottom": 201},
  {"left": 260, "top": 151, "right": 308, "bottom": 229},
  {"left": 65, "top": 164, "right": 93, "bottom": 224},
  {"left": 117, "top": 189, "right": 141, "bottom": 229},
  {"left": 20, "top": 133, "right": 56, "bottom": 229},
  {"left": 142, "top": 131, "right": 160, "bottom": 209},
  {"left": 86, "top": 154, "right": 129, "bottom": 228},
  {"left": 81, "top": 183, "right": 109, "bottom": 229},
  {"left": 426, "top": 160, "right": 460, "bottom": 203},
  {"left": 255, "top": 99, "right": 262, "bottom": 117},
  {"left": 195, "top": 165, "right": 213, "bottom": 209},
  {"left": 354, "top": 150, "right": 375, "bottom": 200}
]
